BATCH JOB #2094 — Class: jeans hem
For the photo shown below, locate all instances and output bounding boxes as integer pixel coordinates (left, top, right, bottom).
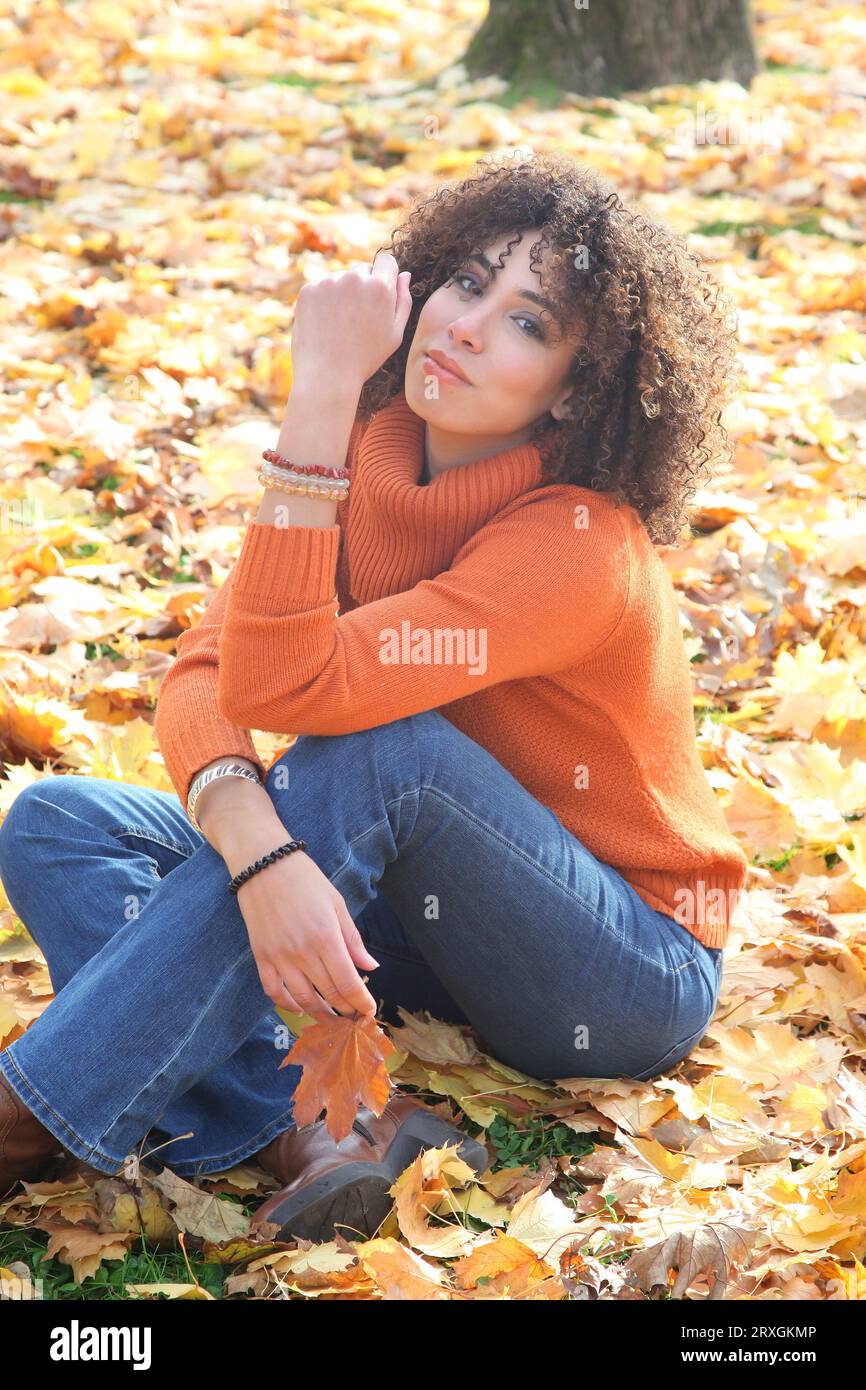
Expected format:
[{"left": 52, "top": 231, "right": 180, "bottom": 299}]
[
  {"left": 145, "top": 1110, "right": 298, "bottom": 1177},
  {"left": 0, "top": 1046, "right": 126, "bottom": 1174},
  {"left": 0, "top": 1045, "right": 298, "bottom": 1180}
]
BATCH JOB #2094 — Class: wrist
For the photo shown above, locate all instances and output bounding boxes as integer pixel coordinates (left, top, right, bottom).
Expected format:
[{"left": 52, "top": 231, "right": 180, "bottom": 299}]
[
  {"left": 287, "top": 374, "right": 364, "bottom": 408},
  {"left": 210, "top": 810, "right": 296, "bottom": 876},
  {"left": 277, "top": 379, "right": 362, "bottom": 463},
  {"left": 262, "top": 376, "right": 360, "bottom": 529},
  {"left": 195, "top": 776, "right": 275, "bottom": 842},
  {"left": 221, "top": 824, "right": 302, "bottom": 880}
]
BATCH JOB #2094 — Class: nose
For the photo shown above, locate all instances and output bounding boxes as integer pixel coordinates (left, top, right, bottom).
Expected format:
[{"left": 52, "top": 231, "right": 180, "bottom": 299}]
[{"left": 447, "top": 313, "right": 482, "bottom": 350}]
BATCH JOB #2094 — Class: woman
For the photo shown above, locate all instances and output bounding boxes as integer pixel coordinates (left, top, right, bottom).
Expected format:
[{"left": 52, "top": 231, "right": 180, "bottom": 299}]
[{"left": 0, "top": 153, "right": 747, "bottom": 1245}]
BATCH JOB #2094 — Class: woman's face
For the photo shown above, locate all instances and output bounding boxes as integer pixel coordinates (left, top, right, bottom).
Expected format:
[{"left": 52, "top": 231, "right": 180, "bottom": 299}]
[{"left": 404, "top": 228, "right": 581, "bottom": 454}]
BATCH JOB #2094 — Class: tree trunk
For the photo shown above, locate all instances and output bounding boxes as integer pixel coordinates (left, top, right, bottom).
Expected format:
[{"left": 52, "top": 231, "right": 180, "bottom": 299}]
[{"left": 462, "top": 0, "right": 760, "bottom": 98}]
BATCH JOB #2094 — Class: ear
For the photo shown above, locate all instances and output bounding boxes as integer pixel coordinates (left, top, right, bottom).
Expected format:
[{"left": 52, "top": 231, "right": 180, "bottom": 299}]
[{"left": 550, "top": 385, "right": 575, "bottom": 422}]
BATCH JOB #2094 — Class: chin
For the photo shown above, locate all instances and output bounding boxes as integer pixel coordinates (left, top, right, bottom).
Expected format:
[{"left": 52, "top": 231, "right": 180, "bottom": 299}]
[{"left": 404, "top": 378, "right": 447, "bottom": 422}]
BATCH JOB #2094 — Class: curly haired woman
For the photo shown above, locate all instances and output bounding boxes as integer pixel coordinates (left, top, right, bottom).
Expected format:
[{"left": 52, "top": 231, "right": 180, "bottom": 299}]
[{"left": 0, "top": 152, "right": 748, "bottom": 1243}]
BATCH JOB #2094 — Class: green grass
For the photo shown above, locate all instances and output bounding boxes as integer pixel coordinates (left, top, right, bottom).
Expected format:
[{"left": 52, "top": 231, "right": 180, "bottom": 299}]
[
  {"left": 752, "top": 841, "right": 803, "bottom": 872},
  {"left": 265, "top": 72, "right": 324, "bottom": 89},
  {"left": 498, "top": 76, "right": 570, "bottom": 111},
  {"left": 0, "top": 1226, "right": 229, "bottom": 1300},
  {"left": 764, "top": 59, "right": 828, "bottom": 75},
  {"left": 480, "top": 1112, "right": 603, "bottom": 1170},
  {"left": 399, "top": 1080, "right": 610, "bottom": 1177},
  {"left": 692, "top": 212, "right": 859, "bottom": 242}
]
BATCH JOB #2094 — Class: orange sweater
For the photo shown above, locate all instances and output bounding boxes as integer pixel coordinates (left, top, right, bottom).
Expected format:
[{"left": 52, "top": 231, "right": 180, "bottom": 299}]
[{"left": 154, "top": 390, "right": 747, "bottom": 947}]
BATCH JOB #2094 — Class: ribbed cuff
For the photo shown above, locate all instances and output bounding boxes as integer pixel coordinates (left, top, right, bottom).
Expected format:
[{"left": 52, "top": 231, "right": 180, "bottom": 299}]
[
  {"left": 230, "top": 520, "right": 341, "bottom": 616},
  {"left": 631, "top": 870, "right": 745, "bottom": 949},
  {"left": 157, "top": 717, "right": 266, "bottom": 813}
]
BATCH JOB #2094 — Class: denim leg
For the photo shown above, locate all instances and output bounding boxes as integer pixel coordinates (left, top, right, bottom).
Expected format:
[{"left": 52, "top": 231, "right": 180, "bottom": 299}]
[
  {"left": 0, "top": 711, "right": 722, "bottom": 1178},
  {"left": 275, "top": 712, "right": 722, "bottom": 1085},
  {"left": 351, "top": 886, "right": 471, "bottom": 1029},
  {"left": 0, "top": 777, "right": 307, "bottom": 1175},
  {"left": 0, "top": 776, "right": 466, "bottom": 1176}
]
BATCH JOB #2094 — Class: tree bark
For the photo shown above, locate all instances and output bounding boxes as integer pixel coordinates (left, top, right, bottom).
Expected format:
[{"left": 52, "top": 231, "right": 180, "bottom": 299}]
[{"left": 462, "top": 0, "right": 760, "bottom": 98}]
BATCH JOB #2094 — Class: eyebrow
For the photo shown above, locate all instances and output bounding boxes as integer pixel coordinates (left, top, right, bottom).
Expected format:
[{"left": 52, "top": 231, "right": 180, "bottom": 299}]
[{"left": 464, "top": 251, "right": 559, "bottom": 316}]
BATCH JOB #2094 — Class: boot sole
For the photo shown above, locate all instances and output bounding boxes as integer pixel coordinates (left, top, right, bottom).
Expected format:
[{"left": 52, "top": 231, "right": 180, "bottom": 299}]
[{"left": 253, "top": 1108, "right": 489, "bottom": 1244}]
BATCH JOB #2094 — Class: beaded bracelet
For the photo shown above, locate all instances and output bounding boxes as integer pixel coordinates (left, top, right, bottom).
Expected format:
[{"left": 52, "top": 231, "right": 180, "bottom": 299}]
[
  {"left": 260, "top": 459, "right": 350, "bottom": 497},
  {"left": 257, "top": 470, "right": 347, "bottom": 501},
  {"left": 227, "top": 839, "right": 308, "bottom": 896},
  {"left": 262, "top": 448, "right": 350, "bottom": 481}
]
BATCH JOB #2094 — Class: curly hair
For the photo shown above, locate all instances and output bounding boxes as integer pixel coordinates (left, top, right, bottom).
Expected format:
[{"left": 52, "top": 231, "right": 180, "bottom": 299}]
[{"left": 357, "top": 151, "right": 740, "bottom": 546}]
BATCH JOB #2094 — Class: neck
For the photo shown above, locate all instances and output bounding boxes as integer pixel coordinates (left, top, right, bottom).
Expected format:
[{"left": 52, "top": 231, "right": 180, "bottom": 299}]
[{"left": 423, "top": 419, "right": 541, "bottom": 480}]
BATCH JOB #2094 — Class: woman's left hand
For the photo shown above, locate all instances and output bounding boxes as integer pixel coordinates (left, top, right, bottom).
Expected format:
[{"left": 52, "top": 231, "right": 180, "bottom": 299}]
[{"left": 290, "top": 250, "right": 413, "bottom": 393}]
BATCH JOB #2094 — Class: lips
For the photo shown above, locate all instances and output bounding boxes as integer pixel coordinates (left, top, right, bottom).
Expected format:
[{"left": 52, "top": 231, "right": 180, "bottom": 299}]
[{"left": 423, "top": 350, "right": 472, "bottom": 386}]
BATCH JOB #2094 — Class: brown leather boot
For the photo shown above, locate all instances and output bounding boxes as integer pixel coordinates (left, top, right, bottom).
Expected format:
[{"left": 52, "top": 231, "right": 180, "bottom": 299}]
[
  {"left": 249, "top": 1093, "right": 489, "bottom": 1244},
  {"left": 0, "top": 1070, "right": 70, "bottom": 1198}
]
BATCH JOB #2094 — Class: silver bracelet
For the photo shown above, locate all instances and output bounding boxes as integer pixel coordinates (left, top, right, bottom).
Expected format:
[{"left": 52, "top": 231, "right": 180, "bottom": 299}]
[{"left": 187, "top": 762, "right": 263, "bottom": 833}]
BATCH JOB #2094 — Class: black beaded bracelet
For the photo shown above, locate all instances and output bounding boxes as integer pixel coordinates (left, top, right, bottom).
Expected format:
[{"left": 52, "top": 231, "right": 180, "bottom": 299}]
[{"left": 227, "top": 839, "right": 308, "bottom": 896}]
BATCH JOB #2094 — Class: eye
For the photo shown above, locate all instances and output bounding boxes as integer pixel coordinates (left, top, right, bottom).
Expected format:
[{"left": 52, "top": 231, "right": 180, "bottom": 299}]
[
  {"left": 454, "top": 271, "right": 480, "bottom": 293},
  {"left": 452, "top": 271, "right": 546, "bottom": 340}
]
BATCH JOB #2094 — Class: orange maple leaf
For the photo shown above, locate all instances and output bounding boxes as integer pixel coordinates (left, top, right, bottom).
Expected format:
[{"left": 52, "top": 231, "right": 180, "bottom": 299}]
[{"left": 281, "top": 1013, "right": 396, "bottom": 1143}]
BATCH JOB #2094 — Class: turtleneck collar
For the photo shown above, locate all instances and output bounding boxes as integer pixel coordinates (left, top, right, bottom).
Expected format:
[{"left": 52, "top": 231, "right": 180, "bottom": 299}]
[
  {"left": 360, "top": 387, "right": 546, "bottom": 501},
  {"left": 343, "top": 388, "right": 550, "bottom": 603}
]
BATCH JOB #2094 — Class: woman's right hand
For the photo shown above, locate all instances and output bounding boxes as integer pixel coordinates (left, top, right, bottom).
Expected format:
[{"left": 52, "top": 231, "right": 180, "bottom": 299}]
[
  {"left": 230, "top": 844, "right": 381, "bottom": 1021},
  {"left": 197, "top": 783, "right": 381, "bottom": 1021}
]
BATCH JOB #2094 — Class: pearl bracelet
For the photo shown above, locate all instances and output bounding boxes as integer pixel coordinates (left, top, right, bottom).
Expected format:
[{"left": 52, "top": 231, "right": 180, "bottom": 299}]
[
  {"left": 260, "top": 459, "right": 350, "bottom": 497},
  {"left": 257, "top": 470, "right": 347, "bottom": 501}
]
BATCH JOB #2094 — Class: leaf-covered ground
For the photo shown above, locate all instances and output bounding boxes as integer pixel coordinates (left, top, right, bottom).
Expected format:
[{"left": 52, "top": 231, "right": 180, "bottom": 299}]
[{"left": 1, "top": 0, "right": 866, "bottom": 1301}]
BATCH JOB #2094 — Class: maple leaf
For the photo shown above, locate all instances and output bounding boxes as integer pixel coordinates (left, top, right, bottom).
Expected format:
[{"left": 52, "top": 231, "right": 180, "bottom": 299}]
[
  {"left": 145, "top": 1167, "right": 251, "bottom": 1243},
  {"left": 628, "top": 1221, "right": 759, "bottom": 1299},
  {"left": 39, "top": 1220, "right": 136, "bottom": 1285},
  {"left": 356, "top": 1237, "right": 450, "bottom": 1300},
  {"left": 283, "top": 1012, "right": 396, "bottom": 1143},
  {"left": 454, "top": 1231, "right": 561, "bottom": 1297}
]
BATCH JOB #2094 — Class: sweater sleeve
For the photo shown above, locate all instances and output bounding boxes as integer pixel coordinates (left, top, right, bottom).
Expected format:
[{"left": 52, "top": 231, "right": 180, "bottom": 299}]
[
  {"left": 153, "top": 415, "right": 366, "bottom": 810},
  {"left": 216, "top": 490, "right": 631, "bottom": 736},
  {"left": 153, "top": 565, "right": 269, "bottom": 812}
]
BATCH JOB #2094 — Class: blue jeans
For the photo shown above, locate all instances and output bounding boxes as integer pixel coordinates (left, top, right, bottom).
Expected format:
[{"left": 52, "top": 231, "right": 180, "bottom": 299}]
[{"left": 0, "top": 710, "right": 722, "bottom": 1179}]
